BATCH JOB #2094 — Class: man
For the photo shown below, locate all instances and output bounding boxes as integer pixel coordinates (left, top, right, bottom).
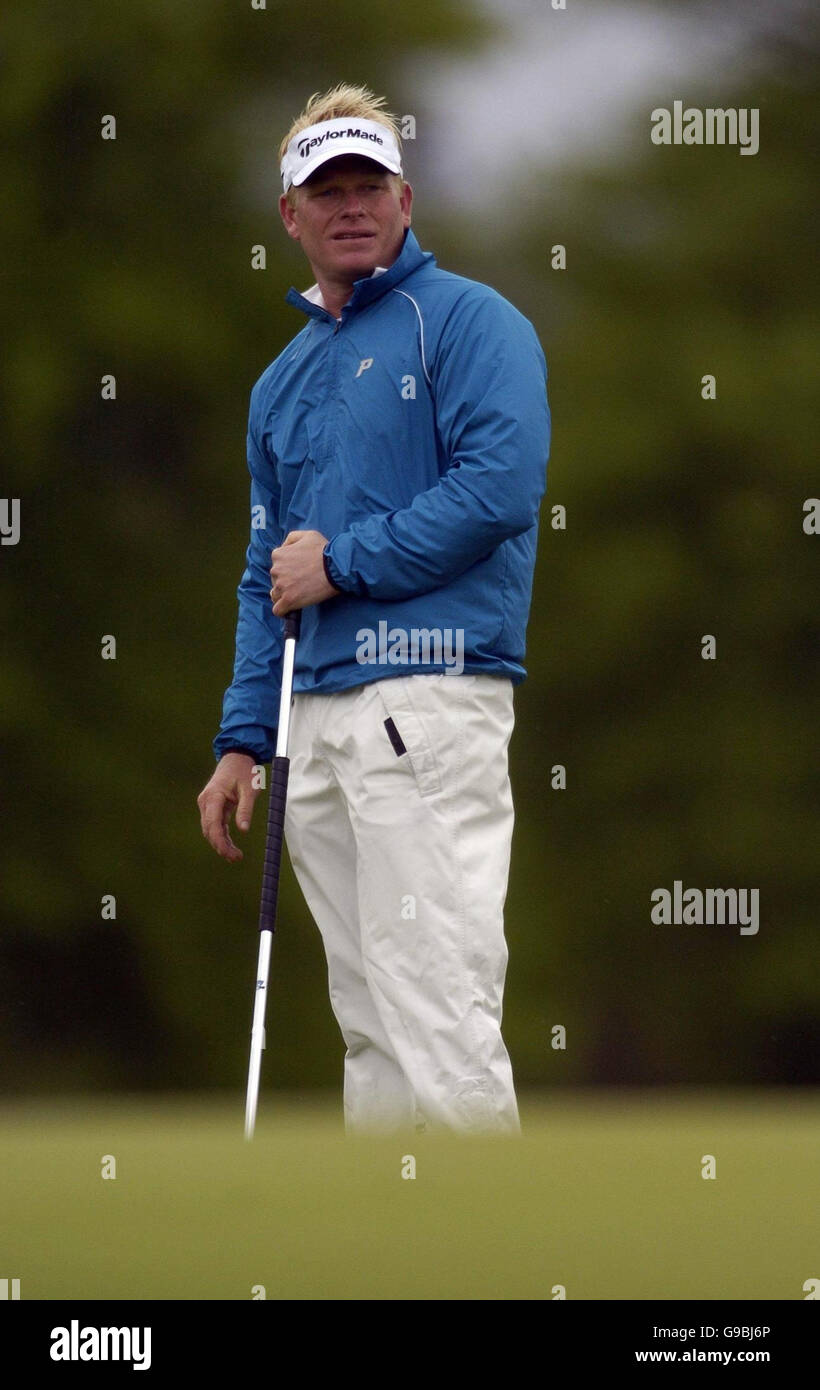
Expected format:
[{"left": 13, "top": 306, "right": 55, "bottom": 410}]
[{"left": 198, "top": 84, "right": 550, "bottom": 1135}]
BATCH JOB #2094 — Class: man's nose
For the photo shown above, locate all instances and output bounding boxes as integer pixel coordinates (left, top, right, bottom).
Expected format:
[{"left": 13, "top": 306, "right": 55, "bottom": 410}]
[{"left": 340, "top": 190, "right": 366, "bottom": 214}]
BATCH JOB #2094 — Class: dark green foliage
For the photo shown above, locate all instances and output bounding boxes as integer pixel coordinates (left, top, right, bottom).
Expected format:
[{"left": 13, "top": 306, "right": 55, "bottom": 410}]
[{"left": 0, "top": 2, "right": 816, "bottom": 1092}]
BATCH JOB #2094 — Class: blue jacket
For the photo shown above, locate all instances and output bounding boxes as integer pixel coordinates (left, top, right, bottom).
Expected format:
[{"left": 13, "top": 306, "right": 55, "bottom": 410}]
[{"left": 214, "top": 227, "right": 550, "bottom": 763}]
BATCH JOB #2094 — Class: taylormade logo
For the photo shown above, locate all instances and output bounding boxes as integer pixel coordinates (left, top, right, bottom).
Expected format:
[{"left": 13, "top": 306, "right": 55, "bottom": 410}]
[
  {"left": 297, "top": 127, "right": 385, "bottom": 159},
  {"left": 50, "top": 1320, "right": 151, "bottom": 1370},
  {"left": 356, "top": 622, "right": 464, "bottom": 675},
  {"left": 650, "top": 102, "right": 759, "bottom": 155},
  {"left": 650, "top": 881, "right": 759, "bottom": 935}
]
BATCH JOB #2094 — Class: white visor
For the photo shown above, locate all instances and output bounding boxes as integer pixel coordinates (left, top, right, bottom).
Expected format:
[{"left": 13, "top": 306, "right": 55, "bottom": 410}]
[{"left": 281, "top": 116, "right": 402, "bottom": 193}]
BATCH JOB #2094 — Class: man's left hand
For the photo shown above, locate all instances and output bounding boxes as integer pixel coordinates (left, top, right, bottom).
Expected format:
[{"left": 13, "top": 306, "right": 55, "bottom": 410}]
[{"left": 270, "top": 530, "right": 340, "bottom": 615}]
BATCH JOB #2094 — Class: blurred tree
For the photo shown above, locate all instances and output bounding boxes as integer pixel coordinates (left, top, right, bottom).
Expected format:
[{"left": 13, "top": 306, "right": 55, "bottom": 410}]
[{"left": 490, "top": 45, "right": 820, "bottom": 1087}]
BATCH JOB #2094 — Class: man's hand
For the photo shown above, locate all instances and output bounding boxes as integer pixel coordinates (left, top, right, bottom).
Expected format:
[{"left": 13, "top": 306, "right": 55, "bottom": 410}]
[
  {"left": 270, "top": 529, "right": 340, "bottom": 616},
  {"left": 197, "top": 752, "right": 260, "bottom": 862}
]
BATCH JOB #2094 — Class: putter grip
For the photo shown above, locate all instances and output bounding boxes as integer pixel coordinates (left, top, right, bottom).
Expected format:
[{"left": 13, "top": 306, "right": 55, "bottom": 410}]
[
  {"left": 258, "top": 755, "right": 290, "bottom": 934},
  {"left": 283, "top": 611, "right": 301, "bottom": 641}
]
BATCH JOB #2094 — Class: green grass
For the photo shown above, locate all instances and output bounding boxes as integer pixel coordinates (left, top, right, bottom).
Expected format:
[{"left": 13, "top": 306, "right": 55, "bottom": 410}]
[{"left": 1, "top": 1089, "right": 817, "bottom": 1300}]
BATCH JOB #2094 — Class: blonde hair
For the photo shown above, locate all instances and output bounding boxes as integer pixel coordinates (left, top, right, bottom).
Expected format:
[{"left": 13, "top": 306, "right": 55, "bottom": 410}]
[{"left": 280, "top": 83, "right": 404, "bottom": 204}]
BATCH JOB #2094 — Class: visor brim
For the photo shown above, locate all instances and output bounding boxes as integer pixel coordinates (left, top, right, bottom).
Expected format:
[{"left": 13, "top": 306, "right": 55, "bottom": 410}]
[{"left": 288, "top": 146, "right": 402, "bottom": 190}]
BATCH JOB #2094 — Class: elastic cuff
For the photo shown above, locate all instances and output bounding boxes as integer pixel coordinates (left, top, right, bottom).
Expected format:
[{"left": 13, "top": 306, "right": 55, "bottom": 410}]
[{"left": 322, "top": 547, "right": 344, "bottom": 594}]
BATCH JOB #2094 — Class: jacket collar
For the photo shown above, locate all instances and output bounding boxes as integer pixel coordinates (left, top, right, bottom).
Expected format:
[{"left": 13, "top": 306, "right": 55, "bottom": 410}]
[{"left": 285, "top": 227, "right": 434, "bottom": 322}]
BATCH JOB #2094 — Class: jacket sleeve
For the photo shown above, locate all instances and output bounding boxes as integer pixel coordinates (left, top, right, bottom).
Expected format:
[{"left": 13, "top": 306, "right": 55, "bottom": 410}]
[
  {"left": 323, "top": 288, "right": 550, "bottom": 599},
  {"left": 212, "top": 400, "right": 283, "bottom": 764}
]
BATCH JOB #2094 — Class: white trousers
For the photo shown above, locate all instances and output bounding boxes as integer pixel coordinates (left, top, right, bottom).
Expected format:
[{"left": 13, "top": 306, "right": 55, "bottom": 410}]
[{"left": 283, "top": 672, "right": 520, "bottom": 1135}]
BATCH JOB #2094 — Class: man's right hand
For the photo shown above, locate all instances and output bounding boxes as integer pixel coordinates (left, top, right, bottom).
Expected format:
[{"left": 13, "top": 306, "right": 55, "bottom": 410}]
[{"left": 197, "top": 752, "right": 260, "bottom": 862}]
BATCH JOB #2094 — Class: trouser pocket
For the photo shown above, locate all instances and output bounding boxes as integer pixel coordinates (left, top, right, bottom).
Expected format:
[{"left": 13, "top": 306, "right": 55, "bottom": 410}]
[{"left": 375, "top": 675, "right": 444, "bottom": 800}]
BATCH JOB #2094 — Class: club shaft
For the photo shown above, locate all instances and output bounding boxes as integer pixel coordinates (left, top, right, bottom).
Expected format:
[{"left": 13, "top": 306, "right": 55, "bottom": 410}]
[
  {"left": 244, "top": 614, "right": 300, "bottom": 1140},
  {"left": 244, "top": 929, "right": 272, "bottom": 1139}
]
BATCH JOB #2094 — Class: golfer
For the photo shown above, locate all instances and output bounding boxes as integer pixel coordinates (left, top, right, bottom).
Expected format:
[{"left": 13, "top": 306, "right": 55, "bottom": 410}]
[{"left": 198, "top": 84, "right": 550, "bottom": 1134}]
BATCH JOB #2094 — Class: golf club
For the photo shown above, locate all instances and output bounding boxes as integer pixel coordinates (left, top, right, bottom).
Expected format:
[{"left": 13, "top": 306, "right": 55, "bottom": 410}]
[{"left": 244, "top": 607, "right": 301, "bottom": 1139}]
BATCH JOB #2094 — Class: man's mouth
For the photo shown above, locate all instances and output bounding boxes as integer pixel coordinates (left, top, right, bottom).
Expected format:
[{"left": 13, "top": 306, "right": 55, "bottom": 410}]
[{"left": 332, "top": 232, "right": 375, "bottom": 240}]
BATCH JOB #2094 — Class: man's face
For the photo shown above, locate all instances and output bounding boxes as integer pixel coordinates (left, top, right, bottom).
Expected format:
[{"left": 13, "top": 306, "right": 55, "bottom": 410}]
[{"left": 279, "top": 154, "right": 413, "bottom": 283}]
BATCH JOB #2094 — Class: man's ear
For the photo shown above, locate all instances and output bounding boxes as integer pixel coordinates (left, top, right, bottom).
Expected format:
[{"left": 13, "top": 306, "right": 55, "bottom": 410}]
[{"left": 279, "top": 191, "right": 301, "bottom": 241}]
